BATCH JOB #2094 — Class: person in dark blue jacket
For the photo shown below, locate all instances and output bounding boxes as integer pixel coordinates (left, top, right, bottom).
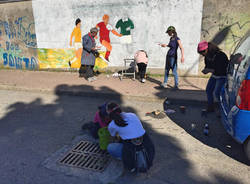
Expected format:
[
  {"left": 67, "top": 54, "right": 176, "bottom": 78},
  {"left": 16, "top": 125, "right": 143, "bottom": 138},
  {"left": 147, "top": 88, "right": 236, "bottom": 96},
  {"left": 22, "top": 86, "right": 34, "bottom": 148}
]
[{"left": 160, "top": 26, "right": 184, "bottom": 89}]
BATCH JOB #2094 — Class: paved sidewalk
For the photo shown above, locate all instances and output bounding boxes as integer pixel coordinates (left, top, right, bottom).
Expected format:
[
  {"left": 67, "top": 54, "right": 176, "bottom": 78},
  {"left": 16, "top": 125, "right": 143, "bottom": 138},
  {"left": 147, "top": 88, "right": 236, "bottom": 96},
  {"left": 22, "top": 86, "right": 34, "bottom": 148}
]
[{"left": 0, "top": 69, "right": 208, "bottom": 102}]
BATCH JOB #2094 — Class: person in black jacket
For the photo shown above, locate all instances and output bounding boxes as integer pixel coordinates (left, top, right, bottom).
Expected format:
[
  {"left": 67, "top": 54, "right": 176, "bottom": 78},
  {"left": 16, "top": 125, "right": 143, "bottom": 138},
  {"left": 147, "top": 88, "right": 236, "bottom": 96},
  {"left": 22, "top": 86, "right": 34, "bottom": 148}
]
[{"left": 198, "top": 41, "right": 229, "bottom": 112}]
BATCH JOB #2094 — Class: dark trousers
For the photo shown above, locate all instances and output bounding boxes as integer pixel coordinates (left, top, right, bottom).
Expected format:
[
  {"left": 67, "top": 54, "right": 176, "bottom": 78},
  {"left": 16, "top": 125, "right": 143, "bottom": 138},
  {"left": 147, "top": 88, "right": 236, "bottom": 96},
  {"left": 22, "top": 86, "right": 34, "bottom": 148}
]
[
  {"left": 137, "top": 63, "right": 147, "bottom": 79},
  {"left": 79, "top": 65, "right": 94, "bottom": 79}
]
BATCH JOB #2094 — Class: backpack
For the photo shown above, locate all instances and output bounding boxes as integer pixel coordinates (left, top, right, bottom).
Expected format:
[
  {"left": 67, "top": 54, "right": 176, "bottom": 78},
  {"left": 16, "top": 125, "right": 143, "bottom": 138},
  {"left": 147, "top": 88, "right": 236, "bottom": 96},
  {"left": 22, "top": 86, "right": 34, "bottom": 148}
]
[
  {"left": 122, "top": 134, "right": 155, "bottom": 173},
  {"left": 131, "top": 137, "right": 150, "bottom": 173},
  {"left": 134, "top": 146, "right": 150, "bottom": 173}
]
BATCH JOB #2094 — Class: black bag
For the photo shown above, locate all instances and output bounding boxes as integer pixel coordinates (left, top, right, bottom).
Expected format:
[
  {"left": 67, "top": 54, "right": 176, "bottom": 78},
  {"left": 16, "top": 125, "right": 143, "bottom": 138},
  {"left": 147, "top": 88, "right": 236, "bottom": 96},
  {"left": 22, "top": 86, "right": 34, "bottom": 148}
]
[
  {"left": 91, "top": 50, "right": 100, "bottom": 58},
  {"left": 134, "top": 145, "right": 150, "bottom": 173},
  {"left": 122, "top": 134, "right": 155, "bottom": 173}
]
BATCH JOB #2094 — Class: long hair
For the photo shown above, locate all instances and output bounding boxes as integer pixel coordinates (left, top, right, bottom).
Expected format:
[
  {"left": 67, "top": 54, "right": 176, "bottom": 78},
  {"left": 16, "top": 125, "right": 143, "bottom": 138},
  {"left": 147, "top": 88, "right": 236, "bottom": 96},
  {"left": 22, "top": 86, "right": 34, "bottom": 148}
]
[
  {"left": 208, "top": 42, "right": 220, "bottom": 55},
  {"left": 172, "top": 30, "right": 177, "bottom": 38},
  {"left": 107, "top": 102, "right": 127, "bottom": 127}
]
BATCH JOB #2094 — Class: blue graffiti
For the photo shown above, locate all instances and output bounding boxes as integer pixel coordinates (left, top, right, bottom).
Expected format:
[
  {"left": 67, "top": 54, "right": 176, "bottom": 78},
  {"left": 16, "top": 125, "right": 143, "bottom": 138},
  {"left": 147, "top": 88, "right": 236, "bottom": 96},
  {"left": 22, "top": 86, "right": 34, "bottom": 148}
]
[
  {"left": 2, "top": 52, "right": 37, "bottom": 70},
  {"left": 0, "top": 17, "right": 37, "bottom": 48},
  {"left": 3, "top": 21, "right": 16, "bottom": 39},
  {"left": 6, "top": 41, "right": 19, "bottom": 51},
  {"left": 14, "top": 17, "right": 37, "bottom": 48}
]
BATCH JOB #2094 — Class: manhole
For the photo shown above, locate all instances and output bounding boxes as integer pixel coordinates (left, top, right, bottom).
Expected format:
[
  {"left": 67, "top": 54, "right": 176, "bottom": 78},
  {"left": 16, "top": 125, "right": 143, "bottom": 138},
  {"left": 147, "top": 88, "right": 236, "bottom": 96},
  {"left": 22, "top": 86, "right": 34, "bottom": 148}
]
[{"left": 58, "top": 141, "right": 110, "bottom": 172}]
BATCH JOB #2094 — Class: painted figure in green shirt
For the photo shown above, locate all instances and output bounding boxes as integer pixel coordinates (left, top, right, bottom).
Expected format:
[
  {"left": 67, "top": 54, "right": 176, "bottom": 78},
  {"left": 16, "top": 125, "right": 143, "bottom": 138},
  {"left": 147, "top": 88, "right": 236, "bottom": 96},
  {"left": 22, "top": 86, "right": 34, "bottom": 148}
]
[{"left": 115, "top": 18, "right": 134, "bottom": 36}]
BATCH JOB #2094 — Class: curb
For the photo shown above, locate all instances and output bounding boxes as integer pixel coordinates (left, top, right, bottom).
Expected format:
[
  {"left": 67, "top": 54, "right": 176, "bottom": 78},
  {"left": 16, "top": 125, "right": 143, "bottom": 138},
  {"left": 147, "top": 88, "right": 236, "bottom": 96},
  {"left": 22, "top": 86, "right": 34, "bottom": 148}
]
[{"left": 0, "top": 84, "right": 207, "bottom": 105}]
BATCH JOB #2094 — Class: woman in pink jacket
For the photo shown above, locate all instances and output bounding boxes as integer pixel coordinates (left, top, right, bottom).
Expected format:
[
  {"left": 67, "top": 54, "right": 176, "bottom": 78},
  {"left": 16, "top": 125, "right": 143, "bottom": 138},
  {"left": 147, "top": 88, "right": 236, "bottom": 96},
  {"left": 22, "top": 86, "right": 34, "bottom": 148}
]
[{"left": 134, "top": 50, "right": 148, "bottom": 83}]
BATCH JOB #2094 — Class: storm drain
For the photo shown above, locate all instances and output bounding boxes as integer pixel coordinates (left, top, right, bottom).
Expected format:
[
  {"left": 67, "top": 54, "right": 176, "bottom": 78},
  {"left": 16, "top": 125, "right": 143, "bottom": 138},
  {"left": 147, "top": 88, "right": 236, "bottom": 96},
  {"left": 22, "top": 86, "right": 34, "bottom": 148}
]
[{"left": 58, "top": 141, "right": 110, "bottom": 172}]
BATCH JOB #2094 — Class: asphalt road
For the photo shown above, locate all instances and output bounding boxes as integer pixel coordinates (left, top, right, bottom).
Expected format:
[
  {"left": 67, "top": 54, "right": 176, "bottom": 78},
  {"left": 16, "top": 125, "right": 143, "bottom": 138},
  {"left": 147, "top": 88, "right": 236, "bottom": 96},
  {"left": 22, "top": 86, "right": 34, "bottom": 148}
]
[{"left": 0, "top": 90, "right": 249, "bottom": 184}]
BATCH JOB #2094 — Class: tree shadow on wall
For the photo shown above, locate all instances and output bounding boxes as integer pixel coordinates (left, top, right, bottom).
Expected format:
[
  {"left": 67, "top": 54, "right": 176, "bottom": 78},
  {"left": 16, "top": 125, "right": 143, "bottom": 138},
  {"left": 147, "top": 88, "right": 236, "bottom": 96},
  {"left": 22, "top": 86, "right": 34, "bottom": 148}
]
[{"left": 0, "top": 84, "right": 243, "bottom": 184}]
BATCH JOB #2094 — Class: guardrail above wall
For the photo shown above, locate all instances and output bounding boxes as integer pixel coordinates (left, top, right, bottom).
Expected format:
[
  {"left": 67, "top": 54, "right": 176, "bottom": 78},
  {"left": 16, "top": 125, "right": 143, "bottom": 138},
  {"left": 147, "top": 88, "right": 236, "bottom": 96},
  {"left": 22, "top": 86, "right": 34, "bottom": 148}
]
[{"left": 0, "top": 0, "right": 31, "bottom": 4}]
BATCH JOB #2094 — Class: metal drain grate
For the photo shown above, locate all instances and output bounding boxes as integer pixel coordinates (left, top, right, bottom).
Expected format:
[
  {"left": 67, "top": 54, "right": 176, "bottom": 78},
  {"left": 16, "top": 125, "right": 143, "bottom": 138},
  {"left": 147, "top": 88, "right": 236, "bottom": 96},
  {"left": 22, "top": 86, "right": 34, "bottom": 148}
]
[{"left": 58, "top": 141, "right": 110, "bottom": 172}]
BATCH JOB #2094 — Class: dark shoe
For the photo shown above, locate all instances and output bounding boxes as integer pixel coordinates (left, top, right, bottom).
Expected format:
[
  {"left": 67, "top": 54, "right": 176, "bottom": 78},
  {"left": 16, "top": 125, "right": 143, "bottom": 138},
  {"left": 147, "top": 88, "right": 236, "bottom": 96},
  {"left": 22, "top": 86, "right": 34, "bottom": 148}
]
[
  {"left": 207, "top": 104, "right": 215, "bottom": 112},
  {"left": 173, "top": 86, "right": 179, "bottom": 90},
  {"left": 81, "top": 122, "right": 92, "bottom": 130},
  {"left": 79, "top": 73, "right": 84, "bottom": 78},
  {"left": 94, "top": 71, "right": 101, "bottom": 75}
]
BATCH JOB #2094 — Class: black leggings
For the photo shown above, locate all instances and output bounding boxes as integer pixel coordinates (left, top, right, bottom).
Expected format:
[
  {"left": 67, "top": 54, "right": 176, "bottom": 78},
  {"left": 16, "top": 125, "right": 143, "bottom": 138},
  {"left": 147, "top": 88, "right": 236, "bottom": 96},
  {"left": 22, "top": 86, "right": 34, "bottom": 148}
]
[{"left": 137, "top": 63, "right": 147, "bottom": 79}]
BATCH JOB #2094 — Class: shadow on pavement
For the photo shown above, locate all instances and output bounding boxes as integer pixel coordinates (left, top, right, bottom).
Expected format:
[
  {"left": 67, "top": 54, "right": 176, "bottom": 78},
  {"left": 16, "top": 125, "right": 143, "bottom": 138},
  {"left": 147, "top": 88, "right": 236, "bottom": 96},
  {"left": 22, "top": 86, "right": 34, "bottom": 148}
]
[
  {"left": 0, "top": 84, "right": 243, "bottom": 184},
  {"left": 155, "top": 88, "right": 250, "bottom": 166},
  {"left": 146, "top": 76, "right": 162, "bottom": 86}
]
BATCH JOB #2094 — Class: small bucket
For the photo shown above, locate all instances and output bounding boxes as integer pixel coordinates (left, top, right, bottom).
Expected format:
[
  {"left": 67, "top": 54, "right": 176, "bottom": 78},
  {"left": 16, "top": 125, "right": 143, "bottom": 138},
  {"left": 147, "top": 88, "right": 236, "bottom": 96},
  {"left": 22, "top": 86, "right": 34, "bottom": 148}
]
[{"left": 98, "top": 127, "right": 110, "bottom": 150}]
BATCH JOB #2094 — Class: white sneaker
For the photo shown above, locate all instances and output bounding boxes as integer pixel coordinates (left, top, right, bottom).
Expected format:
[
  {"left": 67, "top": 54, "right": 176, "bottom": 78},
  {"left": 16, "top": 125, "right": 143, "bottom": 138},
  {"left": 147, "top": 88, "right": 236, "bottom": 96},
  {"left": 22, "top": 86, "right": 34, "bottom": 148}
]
[
  {"left": 141, "top": 78, "right": 146, "bottom": 83},
  {"left": 161, "top": 83, "right": 167, "bottom": 88},
  {"left": 92, "top": 76, "right": 97, "bottom": 81},
  {"left": 87, "top": 77, "right": 94, "bottom": 82}
]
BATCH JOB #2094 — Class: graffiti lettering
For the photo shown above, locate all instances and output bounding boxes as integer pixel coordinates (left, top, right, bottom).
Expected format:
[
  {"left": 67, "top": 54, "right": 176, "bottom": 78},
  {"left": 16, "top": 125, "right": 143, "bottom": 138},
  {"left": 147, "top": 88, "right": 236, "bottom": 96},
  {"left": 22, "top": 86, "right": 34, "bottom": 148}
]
[
  {"left": 5, "top": 41, "right": 19, "bottom": 51},
  {"left": 2, "top": 52, "right": 37, "bottom": 70},
  {"left": 3, "top": 53, "right": 8, "bottom": 65},
  {"left": 0, "top": 17, "right": 37, "bottom": 48},
  {"left": 202, "top": 14, "right": 250, "bottom": 54}
]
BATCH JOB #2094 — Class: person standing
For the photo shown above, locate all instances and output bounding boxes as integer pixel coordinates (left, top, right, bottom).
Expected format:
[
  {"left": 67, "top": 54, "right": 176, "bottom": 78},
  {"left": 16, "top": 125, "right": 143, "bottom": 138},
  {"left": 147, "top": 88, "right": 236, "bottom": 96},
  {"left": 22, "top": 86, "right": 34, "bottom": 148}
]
[
  {"left": 160, "top": 26, "right": 184, "bottom": 89},
  {"left": 69, "top": 18, "right": 82, "bottom": 67},
  {"left": 80, "top": 27, "right": 99, "bottom": 82},
  {"left": 197, "top": 41, "right": 229, "bottom": 112},
  {"left": 134, "top": 50, "right": 148, "bottom": 83}
]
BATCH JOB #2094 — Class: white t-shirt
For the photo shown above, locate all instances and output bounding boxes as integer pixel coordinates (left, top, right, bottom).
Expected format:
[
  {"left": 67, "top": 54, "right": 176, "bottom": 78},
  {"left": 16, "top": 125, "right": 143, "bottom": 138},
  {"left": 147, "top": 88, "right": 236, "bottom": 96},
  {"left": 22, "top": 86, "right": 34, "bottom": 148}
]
[{"left": 108, "top": 112, "right": 145, "bottom": 140}]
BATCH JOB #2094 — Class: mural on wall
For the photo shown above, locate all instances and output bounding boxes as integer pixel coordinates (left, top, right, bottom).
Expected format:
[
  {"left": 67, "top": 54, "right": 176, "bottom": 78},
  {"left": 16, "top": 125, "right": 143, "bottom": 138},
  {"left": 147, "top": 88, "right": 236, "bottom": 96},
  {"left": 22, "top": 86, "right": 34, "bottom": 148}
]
[
  {"left": 38, "top": 48, "right": 75, "bottom": 69},
  {"left": 32, "top": 0, "right": 203, "bottom": 74},
  {"left": 0, "top": 16, "right": 38, "bottom": 70},
  {"left": 201, "top": 8, "right": 250, "bottom": 55},
  {"left": 96, "top": 14, "right": 123, "bottom": 61},
  {"left": 115, "top": 17, "right": 134, "bottom": 44},
  {"left": 69, "top": 18, "right": 82, "bottom": 68}
]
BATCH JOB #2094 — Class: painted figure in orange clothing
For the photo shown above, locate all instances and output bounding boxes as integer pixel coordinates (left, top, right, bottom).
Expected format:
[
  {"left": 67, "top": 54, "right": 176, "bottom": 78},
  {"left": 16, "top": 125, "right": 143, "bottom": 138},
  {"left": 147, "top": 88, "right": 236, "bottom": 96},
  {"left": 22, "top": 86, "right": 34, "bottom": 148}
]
[
  {"left": 96, "top": 14, "right": 122, "bottom": 61},
  {"left": 69, "top": 18, "right": 82, "bottom": 68}
]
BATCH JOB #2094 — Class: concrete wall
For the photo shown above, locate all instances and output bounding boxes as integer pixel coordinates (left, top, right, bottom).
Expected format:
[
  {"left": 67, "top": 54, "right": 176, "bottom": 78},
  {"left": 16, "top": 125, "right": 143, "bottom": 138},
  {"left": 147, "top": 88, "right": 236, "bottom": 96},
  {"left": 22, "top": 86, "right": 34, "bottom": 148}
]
[
  {"left": 32, "top": 0, "right": 203, "bottom": 74},
  {"left": 199, "top": 0, "right": 250, "bottom": 74},
  {"left": 0, "top": 1, "right": 38, "bottom": 70},
  {"left": 1, "top": 0, "right": 249, "bottom": 75}
]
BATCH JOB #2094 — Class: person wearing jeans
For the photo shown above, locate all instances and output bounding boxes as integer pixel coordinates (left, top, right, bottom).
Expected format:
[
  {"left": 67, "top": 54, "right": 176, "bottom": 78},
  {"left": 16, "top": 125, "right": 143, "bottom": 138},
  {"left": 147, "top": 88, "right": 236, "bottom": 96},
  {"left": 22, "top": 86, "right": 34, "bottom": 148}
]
[
  {"left": 197, "top": 41, "right": 229, "bottom": 112},
  {"left": 106, "top": 102, "right": 155, "bottom": 172},
  {"left": 163, "top": 56, "right": 178, "bottom": 87},
  {"left": 107, "top": 142, "right": 123, "bottom": 160},
  {"left": 160, "top": 26, "right": 184, "bottom": 89}
]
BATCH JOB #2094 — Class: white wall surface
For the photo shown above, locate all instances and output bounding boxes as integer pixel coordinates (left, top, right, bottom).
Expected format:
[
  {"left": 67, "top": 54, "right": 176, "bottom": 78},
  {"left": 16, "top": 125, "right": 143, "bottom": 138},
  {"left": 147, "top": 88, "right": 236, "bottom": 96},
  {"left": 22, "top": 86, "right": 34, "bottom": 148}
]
[{"left": 32, "top": 0, "right": 203, "bottom": 74}]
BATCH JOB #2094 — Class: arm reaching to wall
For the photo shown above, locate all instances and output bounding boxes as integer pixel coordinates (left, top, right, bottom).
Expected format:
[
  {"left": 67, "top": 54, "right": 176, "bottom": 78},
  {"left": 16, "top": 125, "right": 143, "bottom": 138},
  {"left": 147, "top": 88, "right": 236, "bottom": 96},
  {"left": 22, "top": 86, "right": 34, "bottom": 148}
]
[{"left": 159, "top": 43, "right": 168, "bottom": 47}]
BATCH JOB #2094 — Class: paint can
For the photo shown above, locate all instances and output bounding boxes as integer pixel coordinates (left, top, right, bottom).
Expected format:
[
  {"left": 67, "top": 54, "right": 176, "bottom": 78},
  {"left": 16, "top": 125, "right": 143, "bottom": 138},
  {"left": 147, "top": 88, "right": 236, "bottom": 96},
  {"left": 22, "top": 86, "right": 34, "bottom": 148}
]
[
  {"left": 201, "top": 109, "right": 207, "bottom": 117},
  {"left": 180, "top": 106, "right": 186, "bottom": 113}
]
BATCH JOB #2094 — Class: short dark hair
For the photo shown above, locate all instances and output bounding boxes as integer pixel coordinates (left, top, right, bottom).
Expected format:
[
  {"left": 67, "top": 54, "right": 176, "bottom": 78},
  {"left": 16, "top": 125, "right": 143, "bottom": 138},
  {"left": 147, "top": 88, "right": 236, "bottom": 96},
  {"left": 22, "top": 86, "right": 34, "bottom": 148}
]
[{"left": 75, "top": 18, "right": 81, "bottom": 26}]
